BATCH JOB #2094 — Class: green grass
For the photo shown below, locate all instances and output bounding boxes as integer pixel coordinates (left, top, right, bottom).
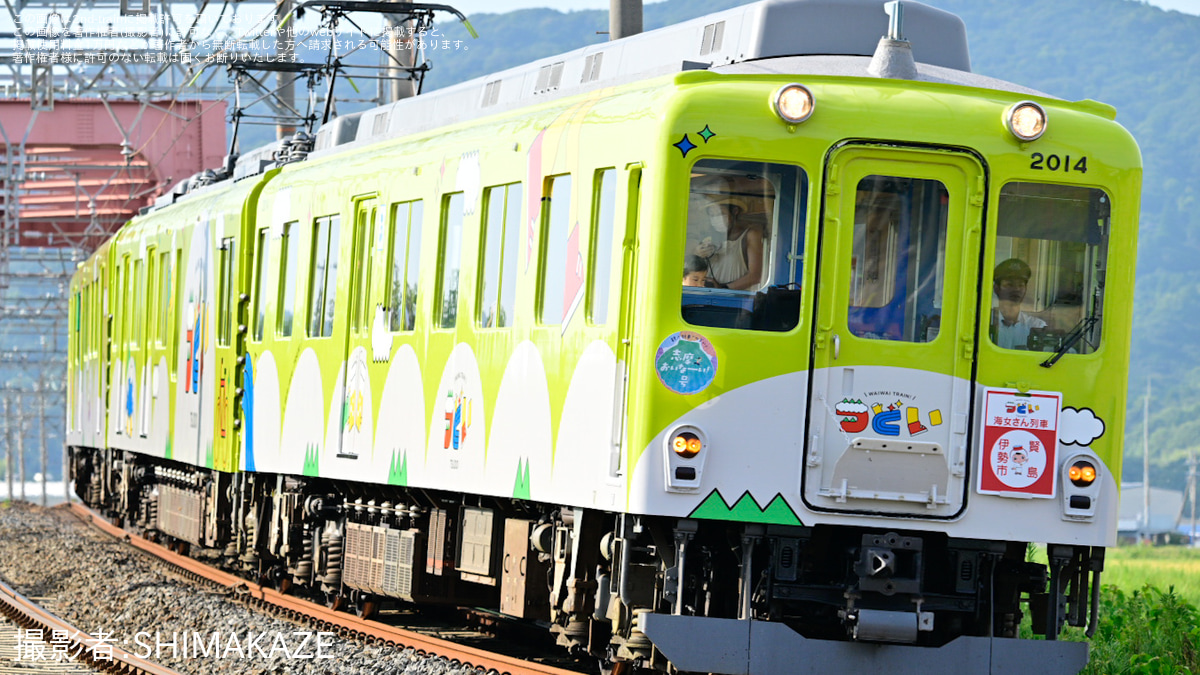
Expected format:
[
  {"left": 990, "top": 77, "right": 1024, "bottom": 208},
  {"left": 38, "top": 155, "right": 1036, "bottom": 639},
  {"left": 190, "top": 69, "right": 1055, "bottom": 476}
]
[
  {"left": 1080, "top": 584, "right": 1200, "bottom": 675},
  {"left": 1021, "top": 545, "right": 1200, "bottom": 673},
  {"left": 1104, "top": 547, "right": 1200, "bottom": 608}
]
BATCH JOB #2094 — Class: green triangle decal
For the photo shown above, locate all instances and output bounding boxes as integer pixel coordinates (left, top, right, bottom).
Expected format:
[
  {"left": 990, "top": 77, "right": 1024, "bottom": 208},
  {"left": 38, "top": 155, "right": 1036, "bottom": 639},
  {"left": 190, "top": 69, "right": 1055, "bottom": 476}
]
[
  {"left": 388, "top": 449, "right": 408, "bottom": 486},
  {"left": 302, "top": 443, "right": 320, "bottom": 477},
  {"left": 513, "top": 458, "right": 532, "bottom": 500},
  {"left": 688, "top": 490, "right": 803, "bottom": 526}
]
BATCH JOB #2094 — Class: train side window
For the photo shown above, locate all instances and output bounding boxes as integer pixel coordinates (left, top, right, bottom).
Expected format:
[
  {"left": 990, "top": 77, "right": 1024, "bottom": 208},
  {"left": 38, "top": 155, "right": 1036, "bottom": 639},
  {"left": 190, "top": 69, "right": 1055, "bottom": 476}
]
[
  {"left": 437, "top": 193, "right": 465, "bottom": 329},
  {"left": 158, "top": 250, "right": 169, "bottom": 347},
  {"left": 682, "top": 159, "right": 806, "bottom": 332},
  {"left": 539, "top": 174, "right": 573, "bottom": 326},
  {"left": 478, "top": 183, "right": 522, "bottom": 328},
  {"left": 848, "top": 176, "right": 949, "bottom": 343},
  {"left": 217, "top": 238, "right": 235, "bottom": 347},
  {"left": 990, "top": 182, "right": 1109, "bottom": 354},
  {"left": 252, "top": 227, "right": 269, "bottom": 342},
  {"left": 277, "top": 221, "right": 299, "bottom": 337},
  {"left": 120, "top": 256, "right": 130, "bottom": 348},
  {"left": 307, "top": 215, "right": 341, "bottom": 338},
  {"left": 350, "top": 206, "right": 374, "bottom": 333},
  {"left": 388, "top": 200, "right": 424, "bottom": 332},
  {"left": 133, "top": 258, "right": 143, "bottom": 347},
  {"left": 171, "top": 250, "right": 181, "bottom": 378},
  {"left": 146, "top": 252, "right": 157, "bottom": 347},
  {"left": 589, "top": 168, "right": 617, "bottom": 325}
]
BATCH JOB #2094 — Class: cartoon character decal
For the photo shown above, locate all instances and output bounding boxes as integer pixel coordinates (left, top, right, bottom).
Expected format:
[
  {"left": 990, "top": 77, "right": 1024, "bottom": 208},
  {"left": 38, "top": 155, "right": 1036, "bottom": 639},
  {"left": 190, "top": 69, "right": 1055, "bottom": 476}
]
[
  {"left": 443, "top": 373, "right": 473, "bottom": 451},
  {"left": 339, "top": 346, "right": 372, "bottom": 460},
  {"left": 184, "top": 223, "right": 209, "bottom": 396}
]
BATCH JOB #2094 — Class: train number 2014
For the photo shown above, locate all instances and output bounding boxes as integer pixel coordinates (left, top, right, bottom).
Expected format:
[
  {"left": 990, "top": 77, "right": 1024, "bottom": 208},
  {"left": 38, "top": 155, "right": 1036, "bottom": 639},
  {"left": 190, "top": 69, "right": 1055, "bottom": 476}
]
[{"left": 1030, "top": 153, "right": 1087, "bottom": 173}]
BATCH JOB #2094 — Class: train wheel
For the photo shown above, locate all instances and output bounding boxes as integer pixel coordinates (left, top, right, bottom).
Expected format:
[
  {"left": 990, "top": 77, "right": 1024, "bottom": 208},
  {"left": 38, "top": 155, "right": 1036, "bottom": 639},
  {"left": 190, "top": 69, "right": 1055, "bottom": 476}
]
[
  {"left": 325, "top": 592, "right": 347, "bottom": 612},
  {"left": 355, "top": 594, "right": 378, "bottom": 620}
]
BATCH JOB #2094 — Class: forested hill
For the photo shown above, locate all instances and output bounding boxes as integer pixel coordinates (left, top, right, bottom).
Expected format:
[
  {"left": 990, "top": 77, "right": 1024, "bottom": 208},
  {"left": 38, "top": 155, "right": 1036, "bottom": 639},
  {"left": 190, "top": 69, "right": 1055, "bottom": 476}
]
[{"left": 423, "top": 0, "right": 1200, "bottom": 492}]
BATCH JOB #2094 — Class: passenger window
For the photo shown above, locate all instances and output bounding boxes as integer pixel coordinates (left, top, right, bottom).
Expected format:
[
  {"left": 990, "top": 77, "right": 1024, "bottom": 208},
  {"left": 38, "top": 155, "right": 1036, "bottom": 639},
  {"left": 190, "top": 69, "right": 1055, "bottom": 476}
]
[
  {"left": 217, "top": 238, "right": 235, "bottom": 346},
  {"left": 589, "top": 169, "right": 617, "bottom": 325},
  {"left": 388, "top": 200, "right": 424, "bottom": 332},
  {"left": 437, "top": 193, "right": 465, "bottom": 329},
  {"left": 158, "top": 251, "right": 169, "bottom": 346},
  {"left": 478, "top": 183, "right": 522, "bottom": 328},
  {"left": 307, "top": 215, "right": 340, "bottom": 338},
  {"left": 252, "top": 228, "right": 269, "bottom": 342},
  {"left": 681, "top": 159, "right": 806, "bottom": 332},
  {"left": 990, "top": 183, "right": 1109, "bottom": 354},
  {"left": 539, "top": 175, "right": 573, "bottom": 326},
  {"left": 277, "top": 222, "right": 299, "bottom": 337},
  {"left": 848, "top": 176, "right": 948, "bottom": 343}
]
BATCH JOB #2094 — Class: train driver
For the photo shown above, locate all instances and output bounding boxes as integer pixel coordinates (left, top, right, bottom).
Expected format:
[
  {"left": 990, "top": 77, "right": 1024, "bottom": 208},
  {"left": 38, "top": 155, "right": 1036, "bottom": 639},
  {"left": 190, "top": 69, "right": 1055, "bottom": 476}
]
[
  {"left": 695, "top": 195, "right": 765, "bottom": 290},
  {"left": 991, "top": 257, "right": 1047, "bottom": 349}
]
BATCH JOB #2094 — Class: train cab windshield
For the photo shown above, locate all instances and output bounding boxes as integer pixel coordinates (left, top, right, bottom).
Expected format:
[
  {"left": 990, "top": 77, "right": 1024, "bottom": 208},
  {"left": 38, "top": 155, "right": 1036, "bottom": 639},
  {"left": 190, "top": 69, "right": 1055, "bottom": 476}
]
[
  {"left": 989, "top": 182, "right": 1110, "bottom": 355},
  {"left": 681, "top": 159, "right": 807, "bottom": 332}
]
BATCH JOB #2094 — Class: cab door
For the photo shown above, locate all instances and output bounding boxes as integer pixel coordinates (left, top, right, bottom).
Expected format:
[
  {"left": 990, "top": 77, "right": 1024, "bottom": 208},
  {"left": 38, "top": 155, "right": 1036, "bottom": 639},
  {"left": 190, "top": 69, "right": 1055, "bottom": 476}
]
[{"left": 804, "top": 145, "right": 984, "bottom": 518}]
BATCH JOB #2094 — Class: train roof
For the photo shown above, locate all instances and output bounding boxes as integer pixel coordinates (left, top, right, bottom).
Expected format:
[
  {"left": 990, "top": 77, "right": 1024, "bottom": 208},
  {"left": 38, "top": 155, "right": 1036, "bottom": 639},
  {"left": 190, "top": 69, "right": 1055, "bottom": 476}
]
[
  {"left": 183, "top": 0, "right": 1046, "bottom": 199},
  {"left": 306, "top": 0, "right": 975, "bottom": 157}
]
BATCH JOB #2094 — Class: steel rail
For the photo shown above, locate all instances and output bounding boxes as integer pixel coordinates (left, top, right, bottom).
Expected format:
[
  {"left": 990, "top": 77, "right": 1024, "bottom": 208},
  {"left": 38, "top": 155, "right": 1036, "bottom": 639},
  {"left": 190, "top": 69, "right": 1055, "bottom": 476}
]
[
  {"left": 66, "top": 501, "right": 581, "bottom": 675},
  {"left": 0, "top": 573, "right": 183, "bottom": 674}
]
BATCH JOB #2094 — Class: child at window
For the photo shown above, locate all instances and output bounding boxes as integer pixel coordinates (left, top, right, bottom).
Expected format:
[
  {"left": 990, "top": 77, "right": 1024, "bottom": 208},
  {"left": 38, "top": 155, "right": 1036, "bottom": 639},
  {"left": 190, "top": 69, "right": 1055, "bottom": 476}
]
[{"left": 683, "top": 256, "right": 710, "bottom": 287}]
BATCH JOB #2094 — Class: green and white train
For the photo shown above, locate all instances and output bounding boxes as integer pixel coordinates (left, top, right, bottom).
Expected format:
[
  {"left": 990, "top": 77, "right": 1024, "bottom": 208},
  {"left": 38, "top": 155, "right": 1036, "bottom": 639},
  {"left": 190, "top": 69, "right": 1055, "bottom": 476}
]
[{"left": 66, "top": 0, "right": 1141, "bottom": 672}]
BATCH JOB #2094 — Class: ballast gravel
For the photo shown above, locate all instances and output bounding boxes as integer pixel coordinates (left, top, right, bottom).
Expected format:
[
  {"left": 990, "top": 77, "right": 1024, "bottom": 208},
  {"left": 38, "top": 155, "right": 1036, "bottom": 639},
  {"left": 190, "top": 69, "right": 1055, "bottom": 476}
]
[{"left": 0, "top": 501, "right": 479, "bottom": 675}]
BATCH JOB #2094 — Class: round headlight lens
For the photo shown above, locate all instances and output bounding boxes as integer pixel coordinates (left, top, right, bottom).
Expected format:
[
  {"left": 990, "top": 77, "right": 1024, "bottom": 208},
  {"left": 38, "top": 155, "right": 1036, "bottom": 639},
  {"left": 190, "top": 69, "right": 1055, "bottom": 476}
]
[
  {"left": 773, "top": 84, "right": 815, "bottom": 124},
  {"left": 1007, "top": 101, "right": 1047, "bottom": 141},
  {"left": 1070, "top": 460, "right": 1097, "bottom": 488},
  {"left": 672, "top": 431, "right": 703, "bottom": 459}
]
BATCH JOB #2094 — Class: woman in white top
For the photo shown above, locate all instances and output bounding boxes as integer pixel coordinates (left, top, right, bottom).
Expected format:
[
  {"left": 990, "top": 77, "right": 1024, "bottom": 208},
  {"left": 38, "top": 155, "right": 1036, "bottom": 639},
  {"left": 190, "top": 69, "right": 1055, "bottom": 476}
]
[{"left": 697, "top": 196, "right": 764, "bottom": 290}]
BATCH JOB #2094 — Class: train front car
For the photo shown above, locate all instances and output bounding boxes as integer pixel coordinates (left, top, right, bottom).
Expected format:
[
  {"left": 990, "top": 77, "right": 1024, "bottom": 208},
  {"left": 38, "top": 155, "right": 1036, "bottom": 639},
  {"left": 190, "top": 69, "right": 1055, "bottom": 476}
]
[{"left": 621, "top": 1, "right": 1139, "bottom": 673}]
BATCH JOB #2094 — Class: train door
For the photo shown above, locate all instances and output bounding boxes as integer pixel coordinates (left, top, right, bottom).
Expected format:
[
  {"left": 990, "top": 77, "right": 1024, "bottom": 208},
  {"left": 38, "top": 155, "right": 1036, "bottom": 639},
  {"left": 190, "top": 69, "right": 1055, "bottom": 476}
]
[
  {"left": 610, "top": 166, "right": 641, "bottom": 477},
  {"left": 804, "top": 145, "right": 984, "bottom": 518},
  {"left": 213, "top": 223, "right": 241, "bottom": 471},
  {"left": 336, "top": 196, "right": 378, "bottom": 461}
]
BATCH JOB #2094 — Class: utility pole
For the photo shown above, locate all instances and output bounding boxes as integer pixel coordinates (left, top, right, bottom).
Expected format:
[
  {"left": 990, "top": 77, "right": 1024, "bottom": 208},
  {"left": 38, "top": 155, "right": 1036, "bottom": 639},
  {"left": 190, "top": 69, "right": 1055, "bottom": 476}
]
[
  {"left": 610, "top": 0, "right": 643, "bottom": 40},
  {"left": 38, "top": 383, "right": 47, "bottom": 507},
  {"left": 16, "top": 394, "right": 25, "bottom": 502},
  {"left": 386, "top": 0, "right": 418, "bottom": 102},
  {"left": 3, "top": 396, "right": 11, "bottom": 502},
  {"left": 1143, "top": 378, "right": 1151, "bottom": 543},
  {"left": 277, "top": 0, "right": 297, "bottom": 139},
  {"left": 1188, "top": 451, "right": 1197, "bottom": 547}
]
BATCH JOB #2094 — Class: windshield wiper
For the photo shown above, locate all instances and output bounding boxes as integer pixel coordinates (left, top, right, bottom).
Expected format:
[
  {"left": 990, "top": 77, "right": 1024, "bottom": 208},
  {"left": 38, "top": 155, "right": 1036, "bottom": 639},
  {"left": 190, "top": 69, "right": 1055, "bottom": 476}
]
[{"left": 1040, "top": 314, "right": 1100, "bottom": 368}]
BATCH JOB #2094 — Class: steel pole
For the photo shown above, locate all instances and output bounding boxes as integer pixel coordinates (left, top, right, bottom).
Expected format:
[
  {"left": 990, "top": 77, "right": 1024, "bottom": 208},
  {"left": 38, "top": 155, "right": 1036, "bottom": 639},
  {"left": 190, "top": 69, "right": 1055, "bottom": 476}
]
[
  {"left": 38, "top": 384, "right": 47, "bottom": 507},
  {"left": 609, "top": 0, "right": 642, "bottom": 40},
  {"left": 386, "top": 0, "right": 417, "bottom": 101},
  {"left": 1143, "top": 379, "right": 1150, "bottom": 543},
  {"left": 16, "top": 394, "right": 25, "bottom": 502},
  {"left": 3, "top": 396, "right": 11, "bottom": 502},
  {"left": 276, "top": 0, "right": 296, "bottom": 139}
]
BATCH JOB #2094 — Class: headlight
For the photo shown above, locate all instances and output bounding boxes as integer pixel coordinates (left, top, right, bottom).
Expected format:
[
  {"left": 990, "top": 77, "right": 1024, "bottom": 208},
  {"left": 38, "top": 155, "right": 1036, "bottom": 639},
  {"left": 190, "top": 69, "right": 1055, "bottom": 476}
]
[
  {"left": 773, "top": 84, "right": 815, "bottom": 124},
  {"left": 1068, "top": 460, "right": 1097, "bottom": 487},
  {"left": 1006, "top": 101, "right": 1047, "bottom": 141},
  {"left": 672, "top": 431, "right": 703, "bottom": 458}
]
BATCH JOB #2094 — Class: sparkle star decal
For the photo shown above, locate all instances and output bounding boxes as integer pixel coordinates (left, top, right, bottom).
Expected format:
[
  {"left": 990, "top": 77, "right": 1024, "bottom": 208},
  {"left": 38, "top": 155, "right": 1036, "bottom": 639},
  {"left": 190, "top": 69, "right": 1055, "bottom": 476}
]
[
  {"left": 673, "top": 134, "right": 697, "bottom": 158},
  {"left": 698, "top": 125, "right": 716, "bottom": 143}
]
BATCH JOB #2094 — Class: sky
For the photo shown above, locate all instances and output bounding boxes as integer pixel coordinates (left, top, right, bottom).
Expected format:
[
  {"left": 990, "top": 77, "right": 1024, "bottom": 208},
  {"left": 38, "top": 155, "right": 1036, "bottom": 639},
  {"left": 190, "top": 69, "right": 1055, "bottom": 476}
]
[{"left": 447, "top": 0, "right": 1199, "bottom": 16}]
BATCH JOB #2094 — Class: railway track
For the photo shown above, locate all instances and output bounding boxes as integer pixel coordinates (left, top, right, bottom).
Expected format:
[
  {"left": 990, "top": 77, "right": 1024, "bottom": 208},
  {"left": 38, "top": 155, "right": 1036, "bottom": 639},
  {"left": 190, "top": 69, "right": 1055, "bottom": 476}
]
[
  {"left": 0, "top": 573, "right": 181, "bottom": 675},
  {"left": 66, "top": 502, "right": 587, "bottom": 675}
]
